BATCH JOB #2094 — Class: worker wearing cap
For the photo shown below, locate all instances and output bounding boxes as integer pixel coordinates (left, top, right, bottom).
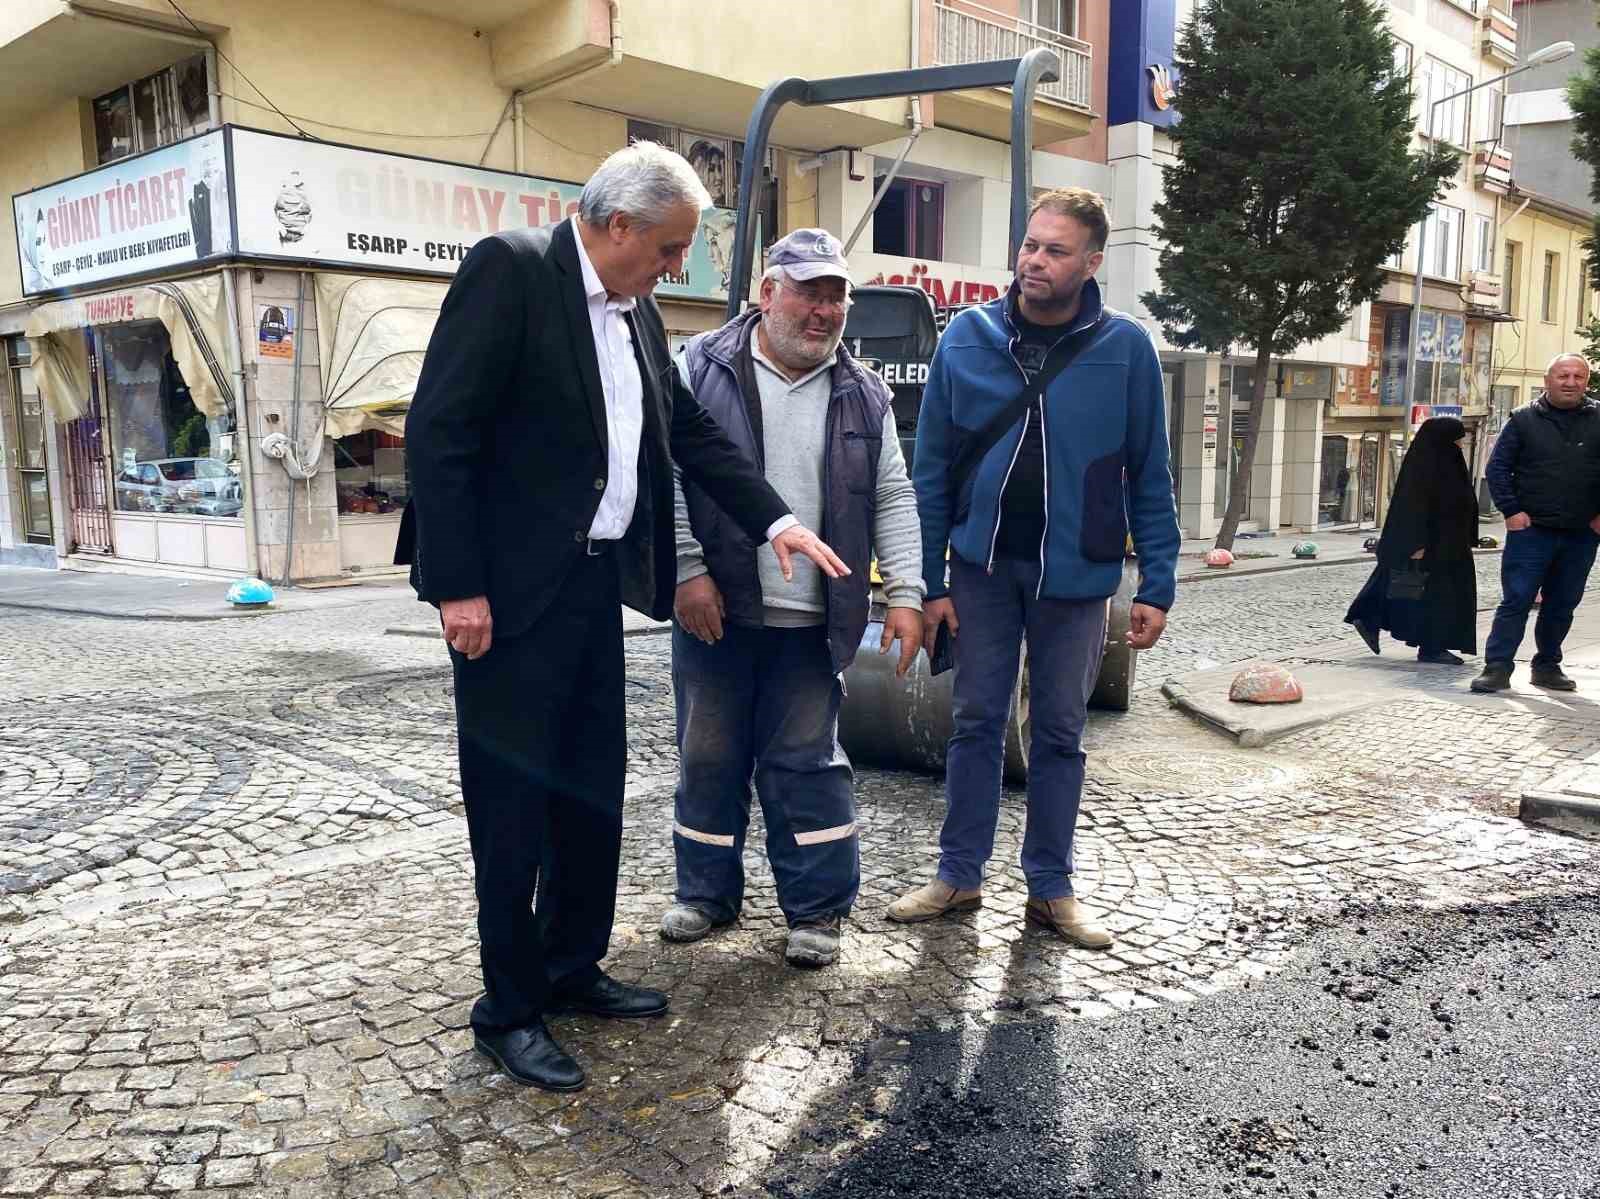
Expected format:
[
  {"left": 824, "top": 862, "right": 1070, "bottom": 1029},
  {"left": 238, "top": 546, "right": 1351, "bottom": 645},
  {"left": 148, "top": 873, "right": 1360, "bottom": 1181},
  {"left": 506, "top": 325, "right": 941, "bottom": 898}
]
[{"left": 660, "top": 229, "right": 925, "bottom": 967}]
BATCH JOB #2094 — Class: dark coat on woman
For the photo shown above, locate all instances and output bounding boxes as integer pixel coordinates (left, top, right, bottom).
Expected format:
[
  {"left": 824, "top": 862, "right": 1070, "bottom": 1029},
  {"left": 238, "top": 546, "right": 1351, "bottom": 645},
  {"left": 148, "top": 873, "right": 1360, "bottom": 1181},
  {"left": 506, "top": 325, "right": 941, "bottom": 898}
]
[{"left": 1346, "top": 417, "right": 1479, "bottom": 653}]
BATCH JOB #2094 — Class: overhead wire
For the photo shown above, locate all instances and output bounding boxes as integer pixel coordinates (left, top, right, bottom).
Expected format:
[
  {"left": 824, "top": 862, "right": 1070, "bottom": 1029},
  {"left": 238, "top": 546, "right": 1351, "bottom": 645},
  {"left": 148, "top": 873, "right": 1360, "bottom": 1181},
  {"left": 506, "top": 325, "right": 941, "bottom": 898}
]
[{"left": 164, "top": 0, "right": 317, "bottom": 139}]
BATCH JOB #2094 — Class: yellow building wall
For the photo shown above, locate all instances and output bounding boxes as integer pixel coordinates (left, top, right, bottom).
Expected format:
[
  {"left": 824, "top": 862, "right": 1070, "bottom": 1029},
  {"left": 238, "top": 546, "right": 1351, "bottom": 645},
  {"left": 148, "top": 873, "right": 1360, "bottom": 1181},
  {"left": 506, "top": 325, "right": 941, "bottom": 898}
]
[
  {"left": 1494, "top": 204, "right": 1597, "bottom": 408},
  {"left": 0, "top": 0, "right": 640, "bottom": 309},
  {"left": 0, "top": 100, "right": 90, "bottom": 309}
]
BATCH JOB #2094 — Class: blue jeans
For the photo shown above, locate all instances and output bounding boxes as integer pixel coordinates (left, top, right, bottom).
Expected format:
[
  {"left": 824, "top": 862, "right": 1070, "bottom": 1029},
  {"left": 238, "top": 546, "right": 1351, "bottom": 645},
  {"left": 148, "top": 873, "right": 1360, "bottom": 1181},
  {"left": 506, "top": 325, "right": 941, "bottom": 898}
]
[
  {"left": 1484, "top": 525, "right": 1599, "bottom": 668},
  {"left": 937, "top": 556, "right": 1108, "bottom": 900},
  {"left": 671, "top": 622, "right": 858, "bottom": 927}
]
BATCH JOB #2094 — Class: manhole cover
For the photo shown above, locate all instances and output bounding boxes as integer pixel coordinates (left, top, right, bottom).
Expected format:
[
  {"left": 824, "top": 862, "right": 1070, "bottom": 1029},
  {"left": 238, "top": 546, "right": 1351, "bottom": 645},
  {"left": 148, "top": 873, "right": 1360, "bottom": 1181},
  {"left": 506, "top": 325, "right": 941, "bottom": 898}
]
[{"left": 1090, "top": 749, "right": 1297, "bottom": 796}]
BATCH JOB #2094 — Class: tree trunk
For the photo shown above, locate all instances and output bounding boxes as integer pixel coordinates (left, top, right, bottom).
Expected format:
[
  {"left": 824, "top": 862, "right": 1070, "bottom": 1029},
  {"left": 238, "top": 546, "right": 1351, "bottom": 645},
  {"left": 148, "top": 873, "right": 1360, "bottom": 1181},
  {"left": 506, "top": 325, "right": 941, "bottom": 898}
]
[{"left": 1214, "top": 343, "right": 1274, "bottom": 552}]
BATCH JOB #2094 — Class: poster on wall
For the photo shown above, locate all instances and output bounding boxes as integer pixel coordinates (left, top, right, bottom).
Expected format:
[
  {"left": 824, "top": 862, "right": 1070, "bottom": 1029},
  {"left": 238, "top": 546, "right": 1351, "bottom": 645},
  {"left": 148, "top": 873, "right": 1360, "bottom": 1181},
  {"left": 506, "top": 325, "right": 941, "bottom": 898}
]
[
  {"left": 680, "top": 133, "right": 732, "bottom": 208},
  {"left": 1379, "top": 309, "right": 1409, "bottom": 407},
  {"left": 256, "top": 303, "right": 294, "bottom": 361},
  {"left": 12, "top": 129, "right": 232, "bottom": 296},
  {"left": 228, "top": 127, "right": 744, "bottom": 304}
]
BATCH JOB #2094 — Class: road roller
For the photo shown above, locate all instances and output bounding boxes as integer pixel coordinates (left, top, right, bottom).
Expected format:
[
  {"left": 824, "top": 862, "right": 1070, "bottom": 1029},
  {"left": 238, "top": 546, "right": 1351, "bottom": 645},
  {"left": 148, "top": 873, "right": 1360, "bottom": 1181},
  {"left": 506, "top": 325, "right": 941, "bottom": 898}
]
[{"left": 836, "top": 558, "right": 1140, "bottom": 784}]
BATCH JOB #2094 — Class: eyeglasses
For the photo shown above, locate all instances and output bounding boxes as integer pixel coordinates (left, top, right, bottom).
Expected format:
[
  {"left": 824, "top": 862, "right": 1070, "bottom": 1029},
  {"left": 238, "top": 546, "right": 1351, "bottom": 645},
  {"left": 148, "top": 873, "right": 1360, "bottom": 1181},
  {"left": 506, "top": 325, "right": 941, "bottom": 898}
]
[{"left": 778, "top": 279, "right": 852, "bottom": 313}]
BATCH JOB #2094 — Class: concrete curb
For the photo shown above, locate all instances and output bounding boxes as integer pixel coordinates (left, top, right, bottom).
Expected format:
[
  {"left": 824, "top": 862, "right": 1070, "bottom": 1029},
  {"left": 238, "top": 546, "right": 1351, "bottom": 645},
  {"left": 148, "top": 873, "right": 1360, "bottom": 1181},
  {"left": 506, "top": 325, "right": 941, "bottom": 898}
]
[
  {"left": 384, "top": 622, "right": 672, "bottom": 641},
  {"left": 1160, "top": 677, "right": 1354, "bottom": 748},
  {"left": 1519, "top": 791, "right": 1600, "bottom": 837},
  {"left": 0, "top": 599, "right": 275, "bottom": 622},
  {"left": 1175, "top": 546, "right": 1501, "bottom": 585}
]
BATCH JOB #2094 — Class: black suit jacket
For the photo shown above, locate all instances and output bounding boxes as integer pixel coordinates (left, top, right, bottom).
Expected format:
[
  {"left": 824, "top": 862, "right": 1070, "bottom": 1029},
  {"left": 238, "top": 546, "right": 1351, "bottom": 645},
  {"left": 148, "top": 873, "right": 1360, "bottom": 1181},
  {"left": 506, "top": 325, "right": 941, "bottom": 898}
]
[{"left": 397, "top": 220, "right": 790, "bottom": 639}]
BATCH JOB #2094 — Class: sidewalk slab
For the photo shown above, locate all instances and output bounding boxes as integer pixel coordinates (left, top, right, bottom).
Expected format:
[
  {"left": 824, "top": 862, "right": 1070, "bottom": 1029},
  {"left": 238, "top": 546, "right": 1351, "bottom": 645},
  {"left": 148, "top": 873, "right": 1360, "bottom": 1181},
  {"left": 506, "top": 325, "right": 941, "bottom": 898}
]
[
  {"left": 0, "top": 564, "right": 416, "bottom": 621},
  {"left": 1162, "top": 660, "right": 1404, "bottom": 747}
]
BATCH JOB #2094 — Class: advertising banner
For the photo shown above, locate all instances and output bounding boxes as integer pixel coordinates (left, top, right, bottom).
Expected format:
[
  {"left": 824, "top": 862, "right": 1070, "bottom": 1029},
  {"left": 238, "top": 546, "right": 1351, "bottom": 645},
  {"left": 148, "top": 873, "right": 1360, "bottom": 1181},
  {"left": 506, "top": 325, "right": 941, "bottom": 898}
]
[
  {"left": 12, "top": 130, "right": 231, "bottom": 297},
  {"left": 229, "top": 128, "right": 744, "bottom": 304},
  {"left": 1379, "top": 308, "right": 1409, "bottom": 407}
]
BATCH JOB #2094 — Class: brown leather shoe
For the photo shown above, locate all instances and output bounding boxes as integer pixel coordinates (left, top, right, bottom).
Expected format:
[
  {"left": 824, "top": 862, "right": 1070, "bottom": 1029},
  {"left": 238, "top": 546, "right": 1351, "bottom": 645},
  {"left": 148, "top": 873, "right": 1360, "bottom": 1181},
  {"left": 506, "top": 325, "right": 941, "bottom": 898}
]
[
  {"left": 886, "top": 879, "right": 983, "bottom": 923},
  {"left": 1025, "top": 896, "right": 1114, "bottom": 949}
]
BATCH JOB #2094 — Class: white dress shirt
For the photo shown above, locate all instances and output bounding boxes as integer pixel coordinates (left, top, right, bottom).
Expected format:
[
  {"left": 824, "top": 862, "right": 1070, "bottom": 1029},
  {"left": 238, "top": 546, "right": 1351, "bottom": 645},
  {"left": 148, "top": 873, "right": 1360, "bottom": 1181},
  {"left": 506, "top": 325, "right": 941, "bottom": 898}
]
[{"left": 571, "top": 219, "right": 645, "bottom": 541}]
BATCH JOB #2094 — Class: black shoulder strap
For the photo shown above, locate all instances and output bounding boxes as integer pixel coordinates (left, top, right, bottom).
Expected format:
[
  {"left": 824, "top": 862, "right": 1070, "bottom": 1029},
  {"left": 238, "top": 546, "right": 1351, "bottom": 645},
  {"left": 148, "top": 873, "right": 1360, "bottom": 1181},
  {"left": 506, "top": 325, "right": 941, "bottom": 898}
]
[{"left": 946, "top": 318, "right": 1099, "bottom": 493}]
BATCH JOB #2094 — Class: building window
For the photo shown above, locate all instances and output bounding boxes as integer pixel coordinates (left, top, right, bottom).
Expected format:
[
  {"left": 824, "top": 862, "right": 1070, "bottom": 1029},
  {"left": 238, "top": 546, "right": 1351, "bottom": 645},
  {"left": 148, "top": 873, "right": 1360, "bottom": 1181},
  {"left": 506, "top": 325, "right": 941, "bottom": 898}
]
[
  {"left": 1028, "top": 0, "right": 1078, "bottom": 37},
  {"left": 1472, "top": 214, "right": 1494, "bottom": 274},
  {"left": 334, "top": 431, "right": 408, "bottom": 515},
  {"left": 93, "top": 54, "right": 211, "bottom": 164},
  {"left": 1421, "top": 203, "right": 1463, "bottom": 281},
  {"left": 1421, "top": 58, "right": 1471, "bottom": 147},
  {"left": 1505, "top": 240, "right": 1522, "bottom": 313},
  {"left": 874, "top": 177, "right": 944, "bottom": 259},
  {"left": 1477, "top": 85, "right": 1504, "bottom": 142},
  {"left": 6, "top": 337, "right": 52, "bottom": 544},
  {"left": 1542, "top": 250, "right": 1560, "bottom": 323},
  {"left": 1390, "top": 38, "right": 1413, "bottom": 82}
]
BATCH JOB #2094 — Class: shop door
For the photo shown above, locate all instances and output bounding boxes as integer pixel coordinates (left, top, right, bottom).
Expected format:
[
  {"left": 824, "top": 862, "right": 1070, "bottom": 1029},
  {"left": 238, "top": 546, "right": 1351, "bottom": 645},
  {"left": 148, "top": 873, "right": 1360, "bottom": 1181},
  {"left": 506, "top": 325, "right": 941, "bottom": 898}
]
[
  {"left": 63, "top": 332, "right": 113, "bottom": 553},
  {"left": 1318, "top": 435, "right": 1352, "bottom": 526},
  {"left": 1358, "top": 434, "right": 1380, "bottom": 527}
]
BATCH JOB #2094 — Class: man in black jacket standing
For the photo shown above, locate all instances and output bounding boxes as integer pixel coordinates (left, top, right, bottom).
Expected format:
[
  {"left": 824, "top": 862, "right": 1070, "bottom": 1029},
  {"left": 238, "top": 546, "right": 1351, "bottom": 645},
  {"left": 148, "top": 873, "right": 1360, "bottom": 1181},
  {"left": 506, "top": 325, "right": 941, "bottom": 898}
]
[
  {"left": 400, "top": 141, "right": 846, "bottom": 1091},
  {"left": 1476, "top": 353, "right": 1600, "bottom": 693}
]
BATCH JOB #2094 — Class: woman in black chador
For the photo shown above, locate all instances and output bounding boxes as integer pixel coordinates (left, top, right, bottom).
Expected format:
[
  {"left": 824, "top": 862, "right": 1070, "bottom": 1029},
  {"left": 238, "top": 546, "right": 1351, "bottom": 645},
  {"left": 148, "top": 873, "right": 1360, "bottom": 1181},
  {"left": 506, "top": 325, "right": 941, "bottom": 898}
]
[{"left": 1345, "top": 416, "right": 1478, "bottom": 664}]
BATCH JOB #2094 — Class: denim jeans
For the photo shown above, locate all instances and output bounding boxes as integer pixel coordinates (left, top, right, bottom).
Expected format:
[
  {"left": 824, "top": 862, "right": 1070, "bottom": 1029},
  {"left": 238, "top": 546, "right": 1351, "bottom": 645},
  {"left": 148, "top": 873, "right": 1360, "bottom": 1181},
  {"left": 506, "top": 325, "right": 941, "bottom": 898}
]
[
  {"left": 671, "top": 622, "right": 858, "bottom": 927},
  {"left": 937, "top": 555, "right": 1109, "bottom": 900},
  {"left": 1484, "top": 525, "right": 1599, "bottom": 668}
]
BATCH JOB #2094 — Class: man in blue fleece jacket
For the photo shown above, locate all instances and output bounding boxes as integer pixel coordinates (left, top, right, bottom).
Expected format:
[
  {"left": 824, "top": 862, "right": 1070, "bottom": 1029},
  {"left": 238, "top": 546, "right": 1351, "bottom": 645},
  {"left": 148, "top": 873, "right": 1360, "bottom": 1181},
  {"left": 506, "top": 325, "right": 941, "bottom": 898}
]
[{"left": 887, "top": 188, "right": 1180, "bottom": 948}]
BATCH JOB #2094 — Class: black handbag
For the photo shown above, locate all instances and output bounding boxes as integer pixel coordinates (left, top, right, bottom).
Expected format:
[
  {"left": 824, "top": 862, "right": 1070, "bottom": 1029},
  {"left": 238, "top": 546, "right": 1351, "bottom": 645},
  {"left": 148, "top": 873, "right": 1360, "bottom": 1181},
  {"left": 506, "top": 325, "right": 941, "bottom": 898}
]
[{"left": 1386, "top": 563, "right": 1428, "bottom": 601}]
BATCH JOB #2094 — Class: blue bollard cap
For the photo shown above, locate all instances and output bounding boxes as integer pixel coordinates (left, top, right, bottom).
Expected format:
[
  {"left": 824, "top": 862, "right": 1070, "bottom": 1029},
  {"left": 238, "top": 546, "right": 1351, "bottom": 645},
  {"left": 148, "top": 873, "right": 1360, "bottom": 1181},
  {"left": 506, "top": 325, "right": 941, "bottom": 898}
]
[{"left": 227, "top": 577, "right": 276, "bottom": 606}]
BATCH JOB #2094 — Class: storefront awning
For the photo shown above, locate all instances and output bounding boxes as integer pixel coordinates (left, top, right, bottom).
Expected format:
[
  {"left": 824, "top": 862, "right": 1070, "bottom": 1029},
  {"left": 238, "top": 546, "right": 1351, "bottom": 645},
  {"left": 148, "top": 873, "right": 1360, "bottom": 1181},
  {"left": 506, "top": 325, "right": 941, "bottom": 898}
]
[
  {"left": 24, "top": 276, "right": 236, "bottom": 424},
  {"left": 315, "top": 274, "right": 448, "bottom": 438}
]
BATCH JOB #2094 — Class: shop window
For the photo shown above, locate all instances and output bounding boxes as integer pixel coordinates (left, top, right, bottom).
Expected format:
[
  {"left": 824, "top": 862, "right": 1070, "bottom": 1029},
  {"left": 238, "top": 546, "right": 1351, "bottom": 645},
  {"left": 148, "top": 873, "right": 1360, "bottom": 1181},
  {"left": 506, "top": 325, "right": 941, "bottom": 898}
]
[
  {"left": 93, "top": 54, "right": 211, "bottom": 165},
  {"left": 874, "top": 178, "right": 944, "bottom": 260},
  {"left": 334, "top": 431, "right": 408, "bottom": 515},
  {"left": 101, "top": 321, "right": 240, "bottom": 518}
]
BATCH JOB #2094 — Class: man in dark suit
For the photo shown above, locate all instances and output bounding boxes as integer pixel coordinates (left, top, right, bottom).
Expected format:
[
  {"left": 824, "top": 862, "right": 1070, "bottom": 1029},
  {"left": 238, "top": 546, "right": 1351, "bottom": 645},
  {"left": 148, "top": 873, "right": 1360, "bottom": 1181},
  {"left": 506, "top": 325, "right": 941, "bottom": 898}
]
[{"left": 400, "top": 141, "right": 846, "bottom": 1092}]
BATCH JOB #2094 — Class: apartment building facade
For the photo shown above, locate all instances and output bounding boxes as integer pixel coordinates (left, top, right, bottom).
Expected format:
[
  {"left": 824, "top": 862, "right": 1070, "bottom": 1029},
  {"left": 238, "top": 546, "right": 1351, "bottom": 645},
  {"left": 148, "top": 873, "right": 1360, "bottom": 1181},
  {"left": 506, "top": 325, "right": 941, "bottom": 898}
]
[{"left": 0, "top": 0, "right": 1103, "bottom": 580}]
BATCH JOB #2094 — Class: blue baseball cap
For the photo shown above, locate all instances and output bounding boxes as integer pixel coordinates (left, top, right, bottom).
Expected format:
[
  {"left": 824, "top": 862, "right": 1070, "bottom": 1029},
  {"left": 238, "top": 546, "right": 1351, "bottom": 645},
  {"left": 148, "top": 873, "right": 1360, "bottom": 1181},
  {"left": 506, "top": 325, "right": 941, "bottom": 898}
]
[{"left": 766, "top": 228, "right": 851, "bottom": 283}]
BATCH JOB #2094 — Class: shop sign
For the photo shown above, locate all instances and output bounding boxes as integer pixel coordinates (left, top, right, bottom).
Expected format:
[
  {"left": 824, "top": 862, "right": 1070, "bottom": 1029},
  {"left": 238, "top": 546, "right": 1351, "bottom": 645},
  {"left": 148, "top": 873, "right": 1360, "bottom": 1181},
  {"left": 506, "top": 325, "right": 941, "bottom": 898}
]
[
  {"left": 12, "top": 130, "right": 232, "bottom": 297},
  {"left": 1379, "top": 309, "right": 1409, "bottom": 407},
  {"left": 850, "top": 251, "right": 1011, "bottom": 311},
  {"left": 229, "top": 128, "right": 742, "bottom": 304}
]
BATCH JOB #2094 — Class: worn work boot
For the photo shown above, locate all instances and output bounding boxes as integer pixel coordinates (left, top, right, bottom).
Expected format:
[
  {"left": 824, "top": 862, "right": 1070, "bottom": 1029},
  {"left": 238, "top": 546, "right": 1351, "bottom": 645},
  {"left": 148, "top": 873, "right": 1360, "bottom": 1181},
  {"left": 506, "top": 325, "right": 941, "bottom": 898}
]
[
  {"left": 885, "top": 878, "right": 983, "bottom": 924},
  {"left": 659, "top": 903, "right": 729, "bottom": 944},
  {"left": 785, "top": 915, "right": 841, "bottom": 968},
  {"left": 1470, "top": 663, "right": 1513, "bottom": 693},
  {"left": 1530, "top": 664, "right": 1578, "bottom": 691},
  {"left": 1025, "top": 896, "right": 1114, "bottom": 950}
]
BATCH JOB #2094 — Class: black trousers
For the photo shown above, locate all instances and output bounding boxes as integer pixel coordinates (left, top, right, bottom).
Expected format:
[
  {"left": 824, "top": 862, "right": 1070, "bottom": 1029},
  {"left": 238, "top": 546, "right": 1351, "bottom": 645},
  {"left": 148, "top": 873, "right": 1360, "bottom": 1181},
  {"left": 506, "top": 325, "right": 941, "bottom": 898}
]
[{"left": 449, "top": 549, "right": 625, "bottom": 1034}]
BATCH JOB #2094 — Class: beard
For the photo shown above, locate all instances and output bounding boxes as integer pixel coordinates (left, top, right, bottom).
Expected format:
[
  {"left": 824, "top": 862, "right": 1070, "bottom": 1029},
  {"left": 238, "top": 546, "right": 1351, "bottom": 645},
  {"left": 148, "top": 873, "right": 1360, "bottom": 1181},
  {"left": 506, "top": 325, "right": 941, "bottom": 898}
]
[{"left": 764, "top": 303, "right": 843, "bottom": 371}]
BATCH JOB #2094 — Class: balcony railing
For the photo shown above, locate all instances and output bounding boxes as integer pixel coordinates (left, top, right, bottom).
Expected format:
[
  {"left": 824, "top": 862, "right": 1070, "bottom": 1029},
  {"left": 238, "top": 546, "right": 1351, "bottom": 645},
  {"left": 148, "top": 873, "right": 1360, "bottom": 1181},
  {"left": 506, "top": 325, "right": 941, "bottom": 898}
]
[
  {"left": 1481, "top": 6, "right": 1518, "bottom": 68},
  {"left": 1474, "top": 140, "right": 1513, "bottom": 194},
  {"left": 933, "top": 1, "right": 1093, "bottom": 112}
]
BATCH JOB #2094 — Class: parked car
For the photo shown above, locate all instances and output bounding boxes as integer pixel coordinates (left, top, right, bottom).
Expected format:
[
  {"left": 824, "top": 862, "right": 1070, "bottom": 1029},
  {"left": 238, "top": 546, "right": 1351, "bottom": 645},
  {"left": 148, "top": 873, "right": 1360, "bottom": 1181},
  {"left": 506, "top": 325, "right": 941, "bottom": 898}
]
[{"left": 114, "top": 456, "right": 243, "bottom": 517}]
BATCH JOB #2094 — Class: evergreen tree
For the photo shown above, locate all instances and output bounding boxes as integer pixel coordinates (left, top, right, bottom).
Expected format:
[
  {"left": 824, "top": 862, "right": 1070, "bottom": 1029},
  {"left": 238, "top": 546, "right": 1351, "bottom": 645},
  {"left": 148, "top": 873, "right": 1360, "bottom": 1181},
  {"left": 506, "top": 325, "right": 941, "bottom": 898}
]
[
  {"left": 1144, "top": 0, "right": 1457, "bottom": 550},
  {"left": 1567, "top": 4, "right": 1600, "bottom": 324}
]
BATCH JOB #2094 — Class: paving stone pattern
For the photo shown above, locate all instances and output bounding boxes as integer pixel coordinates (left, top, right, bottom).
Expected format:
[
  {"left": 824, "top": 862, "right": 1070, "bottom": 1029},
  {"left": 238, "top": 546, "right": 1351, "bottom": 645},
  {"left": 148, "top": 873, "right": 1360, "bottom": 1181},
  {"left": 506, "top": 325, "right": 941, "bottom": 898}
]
[{"left": 1, "top": 565, "right": 1597, "bottom": 1197}]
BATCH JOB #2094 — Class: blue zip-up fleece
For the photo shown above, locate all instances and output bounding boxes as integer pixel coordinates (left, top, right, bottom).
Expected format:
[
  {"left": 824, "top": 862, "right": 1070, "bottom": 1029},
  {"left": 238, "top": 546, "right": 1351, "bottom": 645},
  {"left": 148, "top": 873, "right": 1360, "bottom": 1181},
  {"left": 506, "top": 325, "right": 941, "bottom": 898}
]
[{"left": 913, "top": 278, "right": 1180, "bottom": 610}]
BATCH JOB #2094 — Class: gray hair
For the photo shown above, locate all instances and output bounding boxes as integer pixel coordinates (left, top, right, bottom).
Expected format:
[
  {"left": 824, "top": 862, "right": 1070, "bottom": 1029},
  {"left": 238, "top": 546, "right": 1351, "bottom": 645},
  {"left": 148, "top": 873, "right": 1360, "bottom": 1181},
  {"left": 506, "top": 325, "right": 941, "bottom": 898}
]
[
  {"left": 579, "top": 141, "right": 713, "bottom": 227},
  {"left": 1547, "top": 352, "right": 1592, "bottom": 376}
]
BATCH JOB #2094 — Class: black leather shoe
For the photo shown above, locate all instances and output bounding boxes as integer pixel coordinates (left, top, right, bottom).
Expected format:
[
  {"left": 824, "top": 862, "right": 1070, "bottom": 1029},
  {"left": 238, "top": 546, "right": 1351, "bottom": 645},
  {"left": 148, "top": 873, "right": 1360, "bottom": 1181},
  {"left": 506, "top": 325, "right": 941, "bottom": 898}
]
[
  {"left": 548, "top": 973, "right": 669, "bottom": 1019},
  {"left": 1531, "top": 665, "right": 1578, "bottom": 691},
  {"left": 1470, "top": 663, "right": 1513, "bottom": 693},
  {"left": 1417, "top": 649, "right": 1464, "bottom": 665},
  {"left": 474, "top": 1023, "right": 585, "bottom": 1092}
]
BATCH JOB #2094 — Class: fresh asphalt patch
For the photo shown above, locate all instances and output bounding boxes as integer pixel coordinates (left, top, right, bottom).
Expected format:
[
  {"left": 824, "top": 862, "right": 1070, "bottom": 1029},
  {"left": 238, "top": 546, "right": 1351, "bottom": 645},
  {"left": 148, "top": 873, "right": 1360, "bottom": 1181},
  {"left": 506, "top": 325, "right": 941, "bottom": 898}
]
[{"left": 764, "top": 894, "right": 1600, "bottom": 1199}]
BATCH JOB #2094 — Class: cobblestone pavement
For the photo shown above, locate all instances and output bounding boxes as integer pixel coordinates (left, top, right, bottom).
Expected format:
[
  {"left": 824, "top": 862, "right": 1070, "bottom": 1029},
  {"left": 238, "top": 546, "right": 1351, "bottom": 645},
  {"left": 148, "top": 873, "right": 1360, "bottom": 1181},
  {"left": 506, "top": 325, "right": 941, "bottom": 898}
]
[{"left": 2, "top": 563, "right": 1598, "bottom": 1198}]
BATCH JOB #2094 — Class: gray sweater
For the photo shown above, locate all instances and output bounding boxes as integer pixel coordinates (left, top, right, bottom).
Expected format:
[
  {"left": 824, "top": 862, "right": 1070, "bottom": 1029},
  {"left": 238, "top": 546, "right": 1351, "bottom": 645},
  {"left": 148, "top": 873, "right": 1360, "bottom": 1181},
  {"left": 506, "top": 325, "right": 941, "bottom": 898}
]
[{"left": 674, "top": 342, "right": 924, "bottom": 624}]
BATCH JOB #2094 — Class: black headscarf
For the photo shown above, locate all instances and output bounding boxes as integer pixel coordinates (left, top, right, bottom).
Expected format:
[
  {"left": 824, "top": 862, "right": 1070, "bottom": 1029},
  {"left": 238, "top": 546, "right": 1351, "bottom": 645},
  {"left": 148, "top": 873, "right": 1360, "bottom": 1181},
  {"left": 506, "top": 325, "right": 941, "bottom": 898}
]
[{"left": 1377, "top": 416, "right": 1477, "bottom": 566}]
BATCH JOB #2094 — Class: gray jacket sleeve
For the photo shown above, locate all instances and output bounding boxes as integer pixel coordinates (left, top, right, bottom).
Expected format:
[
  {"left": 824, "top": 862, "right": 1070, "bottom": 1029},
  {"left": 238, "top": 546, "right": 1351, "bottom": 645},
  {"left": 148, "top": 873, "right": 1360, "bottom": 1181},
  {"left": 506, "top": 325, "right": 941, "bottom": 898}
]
[
  {"left": 873, "top": 420, "right": 926, "bottom": 610},
  {"left": 672, "top": 352, "right": 710, "bottom": 585}
]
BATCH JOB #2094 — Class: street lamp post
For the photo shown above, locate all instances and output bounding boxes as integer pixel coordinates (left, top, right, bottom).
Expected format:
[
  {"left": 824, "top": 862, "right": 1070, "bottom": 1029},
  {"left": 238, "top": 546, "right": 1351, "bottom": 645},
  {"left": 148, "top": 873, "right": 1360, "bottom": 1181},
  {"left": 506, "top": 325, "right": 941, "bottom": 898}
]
[{"left": 1402, "top": 40, "right": 1576, "bottom": 454}]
